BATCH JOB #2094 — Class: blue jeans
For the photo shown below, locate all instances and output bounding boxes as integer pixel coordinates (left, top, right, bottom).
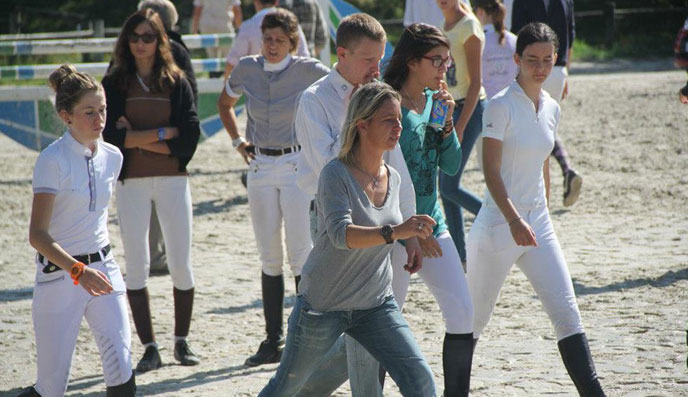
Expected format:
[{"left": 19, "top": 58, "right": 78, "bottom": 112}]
[
  {"left": 259, "top": 296, "right": 436, "bottom": 396},
  {"left": 439, "top": 99, "right": 486, "bottom": 262}
]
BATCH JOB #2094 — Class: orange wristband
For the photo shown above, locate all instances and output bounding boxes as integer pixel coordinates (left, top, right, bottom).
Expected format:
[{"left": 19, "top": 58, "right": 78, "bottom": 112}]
[{"left": 70, "top": 262, "right": 86, "bottom": 285}]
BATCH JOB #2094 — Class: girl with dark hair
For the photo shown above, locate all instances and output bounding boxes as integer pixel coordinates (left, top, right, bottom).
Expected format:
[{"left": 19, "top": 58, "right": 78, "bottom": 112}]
[
  {"left": 102, "top": 8, "right": 201, "bottom": 373},
  {"left": 474, "top": 0, "right": 518, "bottom": 99},
  {"left": 383, "top": 22, "right": 475, "bottom": 397},
  {"left": 19, "top": 64, "right": 134, "bottom": 397},
  {"left": 436, "top": 0, "right": 488, "bottom": 270},
  {"left": 466, "top": 22, "right": 605, "bottom": 396},
  {"left": 217, "top": 8, "right": 329, "bottom": 367}
]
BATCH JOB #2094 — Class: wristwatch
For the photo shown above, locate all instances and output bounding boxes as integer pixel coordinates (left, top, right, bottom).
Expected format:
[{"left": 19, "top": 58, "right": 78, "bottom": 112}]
[
  {"left": 380, "top": 224, "right": 394, "bottom": 244},
  {"left": 232, "top": 136, "right": 246, "bottom": 148}
]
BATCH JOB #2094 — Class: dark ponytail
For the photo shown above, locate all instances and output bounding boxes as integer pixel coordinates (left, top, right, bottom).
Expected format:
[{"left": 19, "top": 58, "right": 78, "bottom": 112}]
[{"left": 474, "top": 0, "right": 507, "bottom": 45}]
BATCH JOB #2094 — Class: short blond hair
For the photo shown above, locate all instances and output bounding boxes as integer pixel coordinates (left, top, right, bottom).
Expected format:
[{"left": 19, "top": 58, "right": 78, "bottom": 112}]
[{"left": 336, "top": 13, "right": 386, "bottom": 51}]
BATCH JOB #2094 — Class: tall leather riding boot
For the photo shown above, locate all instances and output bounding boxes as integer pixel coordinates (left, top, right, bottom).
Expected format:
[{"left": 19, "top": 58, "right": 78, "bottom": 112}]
[
  {"left": 127, "top": 288, "right": 155, "bottom": 345},
  {"left": 106, "top": 371, "right": 136, "bottom": 396},
  {"left": 442, "top": 332, "right": 474, "bottom": 397},
  {"left": 173, "top": 287, "right": 195, "bottom": 338},
  {"left": 263, "top": 272, "right": 285, "bottom": 343},
  {"left": 294, "top": 275, "right": 301, "bottom": 294},
  {"left": 558, "top": 333, "right": 606, "bottom": 396}
]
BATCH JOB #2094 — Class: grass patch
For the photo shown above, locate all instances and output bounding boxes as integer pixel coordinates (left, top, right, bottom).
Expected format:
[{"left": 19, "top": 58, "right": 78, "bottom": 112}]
[{"left": 572, "top": 35, "right": 675, "bottom": 62}]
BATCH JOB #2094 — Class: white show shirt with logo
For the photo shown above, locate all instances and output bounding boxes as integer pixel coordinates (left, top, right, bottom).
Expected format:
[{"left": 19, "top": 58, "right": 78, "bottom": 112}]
[
  {"left": 32, "top": 132, "right": 122, "bottom": 255},
  {"left": 482, "top": 81, "right": 560, "bottom": 209}
]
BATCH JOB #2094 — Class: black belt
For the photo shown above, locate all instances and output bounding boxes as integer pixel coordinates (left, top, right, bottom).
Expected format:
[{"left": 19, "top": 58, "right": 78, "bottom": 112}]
[
  {"left": 38, "top": 244, "right": 111, "bottom": 274},
  {"left": 256, "top": 145, "right": 300, "bottom": 156}
]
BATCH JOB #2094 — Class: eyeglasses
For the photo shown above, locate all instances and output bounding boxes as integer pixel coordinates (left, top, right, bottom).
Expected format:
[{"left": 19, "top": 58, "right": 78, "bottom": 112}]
[
  {"left": 128, "top": 32, "right": 156, "bottom": 44},
  {"left": 422, "top": 56, "right": 452, "bottom": 69}
]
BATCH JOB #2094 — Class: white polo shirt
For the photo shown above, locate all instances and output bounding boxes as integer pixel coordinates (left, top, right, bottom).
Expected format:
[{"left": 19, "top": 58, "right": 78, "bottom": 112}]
[
  {"left": 226, "top": 7, "right": 310, "bottom": 67},
  {"left": 294, "top": 67, "right": 416, "bottom": 219},
  {"left": 482, "top": 80, "right": 560, "bottom": 209},
  {"left": 32, "top": 132, "right": 122, "bottom": 255}
]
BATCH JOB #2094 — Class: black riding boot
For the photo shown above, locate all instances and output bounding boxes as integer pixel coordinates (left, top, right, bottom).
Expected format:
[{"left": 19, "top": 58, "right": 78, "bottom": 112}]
[
  {"left": 558, "top": 333, "right": 605, "bottom": 396},
  {"left": 16, "top": 386, "right": 41, "bottom": 396},
  {"left": 443, "top": 332, "right": 474, "bottom": 397},
  {"left": 245, "top": 272, "right": 284, "bottom": 366},
  {"left": 106, "top": 371, "right": 136, "bottom": 397}
]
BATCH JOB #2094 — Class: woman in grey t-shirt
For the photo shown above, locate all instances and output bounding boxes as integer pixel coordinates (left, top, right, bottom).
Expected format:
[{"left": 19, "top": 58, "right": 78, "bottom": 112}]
[{"left": 259, "top": 82, "right": 437, "bottom": 396}]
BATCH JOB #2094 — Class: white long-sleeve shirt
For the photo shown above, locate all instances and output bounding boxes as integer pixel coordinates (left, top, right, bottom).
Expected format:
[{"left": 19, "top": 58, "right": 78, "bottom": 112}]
[{"left": 295, "top": 66, "right": 417, "bottom": 219}]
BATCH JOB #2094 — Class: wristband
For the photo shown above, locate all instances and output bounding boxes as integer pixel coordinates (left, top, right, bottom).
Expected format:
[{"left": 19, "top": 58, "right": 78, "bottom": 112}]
[
  {"left": 70, "top": 262, "right": 86, "bottom": 285},
  {"left": 157, "top": 127, "right": 166, "bottom": 142},
  {"left": 232, "top": 136, "right": 247, "bottom": 148}
]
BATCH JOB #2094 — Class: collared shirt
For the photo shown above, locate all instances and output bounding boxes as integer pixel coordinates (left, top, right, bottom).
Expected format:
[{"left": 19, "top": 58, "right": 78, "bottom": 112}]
[
  {"left": 444, "top": 12, "right": 487, "bottom": 100},
  {"left": 482, "top": 24, "right": 518, "bottom": 99},
  {"left": 281, "top": 0, "right": 328, "bottom": 54},
  {"left": 32, "top": 132, "right": 122, "bottom": 255},
  {"left": 225, "top": 55, "right": 329, "bottom": 148},
  {"left": 194, "top": 0, "right": 241, "bottom": 33},
  {"left": 226, "top": 7, "right": 311, "bottom": 67},
  {"left": 482, "top": 81, "right": 560, "bottom": 209},
  {"left": 294, "top": 67, "right": 417, "bottom": 219},
  {"left": 511, "top": 0, "right": 575, "bottom": 66}
]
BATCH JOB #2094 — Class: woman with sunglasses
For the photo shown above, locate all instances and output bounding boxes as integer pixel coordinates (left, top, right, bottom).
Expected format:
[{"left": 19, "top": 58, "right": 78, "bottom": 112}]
[
  {"left": 383, "top": 23, "right": 475, "bottom": 397},
  {"left": 436, "top": 0, "right": 488, "bottom": 271},
  {"left": 102, "top": 9, "right": 200, "bottom": 373},
  {"left": 217, "top": 8, "right": 329, "bottom": 368}
]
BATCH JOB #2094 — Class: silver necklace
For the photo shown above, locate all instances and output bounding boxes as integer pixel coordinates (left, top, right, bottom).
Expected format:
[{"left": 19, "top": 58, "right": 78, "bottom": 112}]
[
  {"left": 136, "top": 72, "right": 150, "bottom": 93},
  {"left": 401, "top": 87, "right": 425, "bottom": 113},
  {"left": 352, "top": 163, "right": 384, "bottom": 188}
]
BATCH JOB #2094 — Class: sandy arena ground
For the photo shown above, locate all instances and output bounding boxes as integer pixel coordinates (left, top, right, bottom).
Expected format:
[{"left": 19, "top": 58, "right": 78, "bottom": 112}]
[{"left": 1, "top": 64, "right": 688, "bottom": 396}]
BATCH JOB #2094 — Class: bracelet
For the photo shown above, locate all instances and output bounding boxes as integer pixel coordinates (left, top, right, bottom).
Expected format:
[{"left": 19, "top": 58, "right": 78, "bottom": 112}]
[
  {"left": 70, "top": 262, "right": 86, "bottom": 285},
  {"left": 232, "top": 136, "right": 247, "bottom": 148},
  {"left": 508, "top": 216, "right": 522, "bottom": 226},
  {"left": 157, "top": 127, "right": 166, "bottom": 142}
]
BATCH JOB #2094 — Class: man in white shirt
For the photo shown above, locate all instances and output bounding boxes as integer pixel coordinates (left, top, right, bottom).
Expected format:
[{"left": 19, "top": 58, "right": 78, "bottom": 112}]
[
  {"left": 223, "top": 0, "right": 311, "bottom": 78},
  {"left": 294, "top": 13, "right": 422, "bottom": 396}
]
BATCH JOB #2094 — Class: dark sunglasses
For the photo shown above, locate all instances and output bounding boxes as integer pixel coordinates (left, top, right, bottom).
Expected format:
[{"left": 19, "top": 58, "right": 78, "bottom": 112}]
[
  {"left": 128, "top": 32, "right": 156, "bottom": 44},
  {"left": 422, "top": 55, "right": 452, "bottom": 69}
]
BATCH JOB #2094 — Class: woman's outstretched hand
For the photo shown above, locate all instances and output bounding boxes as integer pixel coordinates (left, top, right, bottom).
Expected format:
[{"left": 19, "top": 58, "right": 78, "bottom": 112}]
[
  {"left": 510, "top": 218, "right": 537, "bottom": 247},
  {"left": 78, "top": 267, "right": 113, "bottom": 296},
  {"left": 395, "top": 215, "right": 437, "bottom": 241}
]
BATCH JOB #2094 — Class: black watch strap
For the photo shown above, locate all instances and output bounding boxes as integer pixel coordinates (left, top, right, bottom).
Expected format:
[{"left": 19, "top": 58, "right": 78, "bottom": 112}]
[{"left": 380, "top": 224, "right": 394, "bottom": 244}]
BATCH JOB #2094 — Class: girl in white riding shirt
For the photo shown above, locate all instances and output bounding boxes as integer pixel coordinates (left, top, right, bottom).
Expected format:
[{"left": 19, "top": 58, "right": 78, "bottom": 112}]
[
  {"left": 466, "top": 23, "right": 605, "bottom": 396},
  {"left": 21, "top": 64, "right": 134, "bottom": 397}
]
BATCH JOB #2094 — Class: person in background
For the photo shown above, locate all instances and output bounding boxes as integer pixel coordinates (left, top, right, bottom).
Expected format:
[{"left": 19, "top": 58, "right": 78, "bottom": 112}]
[
  {"left": 223, "top": 0, "right": 311, "bottom": 79},
  {"left": 383, "top": 23, "right": 475, "bottom": 396},
  {"left": 403, "top": 0, "right": 471, "bottom": 29},
  {"left": 258, "top": 81, "right": 437, "bottom": 397},
  {"left": 192, "top": 0, "right": 243, "bottom": 78},
  {"left": 467, "top": 22, "right": 605, "bottom": 396},
  {"left": 19, "top": 64, "right": 135, "bottom": 397},
  {"left": 674, "top": 16, "right": 688, "bottom": 104},
  {"left": 103, "top": 9, "right": 201, "bottom": 373},
  {"left": 137, "top": 0, "right": 198, "bottom": 275},
  {"left": 281, "top": 0, "right": 328, "bottom": 58},
  {"left": 511, "top": 0, "right": 582, "bottom": 207},
  {"left": 437, "top": 0, "right": 487, "bottom": 271},
  {"left": 474, "top": 0, "right": 518, "bottom": 99},
  {"left": 217, "top": 8, "right": 330, "bottom": 367}
]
